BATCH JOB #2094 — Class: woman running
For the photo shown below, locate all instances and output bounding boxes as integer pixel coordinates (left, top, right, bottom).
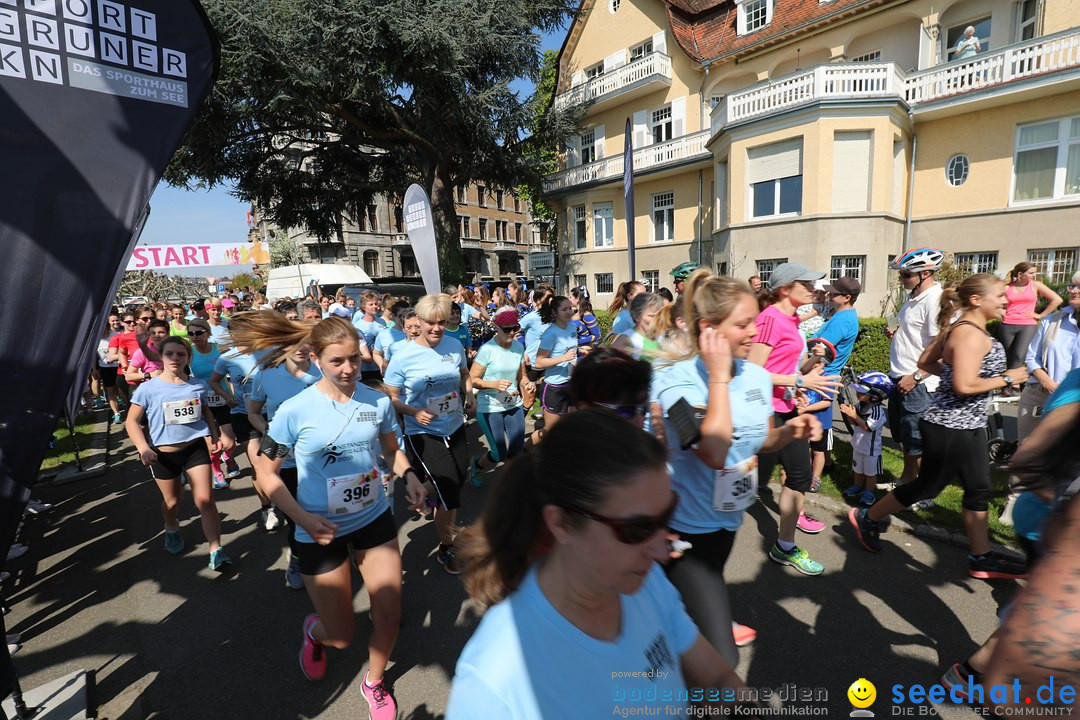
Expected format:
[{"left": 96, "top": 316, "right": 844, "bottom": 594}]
[
  {"left": 608, "top": 280, "right": 645, "bottom": 337},
  {"left": 384, "top": 294, "right": 475, "bottom": 574},
  {"left": 850, "top": 273, "right": 1029, "bottom": 579},
  {"left": 533, "top": 294, "right": 578, "bottom": 433},
  {"left": 168, "top": 304, "right": 189, "bottom": 337},
  {"left": 470, "top": 308, "right": 531, "bottom": 474},
  {"left": 372, "top": 302, "right": 412, "bottom": 374},
  {"left": 205, "top": 297, "right": 230, "bottom": 343},
  {"left": 186, "top": 318, "right": 234, "bottom": 489},
  {"left": 125, "top": 336, "right": 233, "bottom": 569},
  {"left": 97, "top": 313, "right": 125, "bottom": 424},
  {"left": 252, "top": 316, "right": 426, "bottom": 719},
  {"left": 611, "top": 292, "right": 664, "bottom": 361},
  {"left": 653, "top": 271, "right": 821, "bottom": 663},
  {"left": 519, "top": 284, "right": 553, "bottom": 419},
  {"left": 570, "top": 287, "right": 600, "bottom": 355},
  {"left": 375, "top": 308, "right": 420, "bottom": 374},
  {"left": 447, "top": 410, "right": 752, "bottom": 718},
  {"left": 350, "top": 292, "right": 383, "bottom": 381},
  {"left": 124, "top": 320, "right": 169, "bottom": 386}
]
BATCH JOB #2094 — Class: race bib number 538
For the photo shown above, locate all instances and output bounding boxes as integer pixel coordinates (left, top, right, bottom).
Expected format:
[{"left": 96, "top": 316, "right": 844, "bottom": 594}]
[{"left": 163, "top": 398, "right": 201, "bottom": 425}]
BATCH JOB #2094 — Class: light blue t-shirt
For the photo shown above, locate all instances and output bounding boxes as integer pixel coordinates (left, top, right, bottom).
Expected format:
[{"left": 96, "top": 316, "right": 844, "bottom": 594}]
[
  {"left": 538, "top": 323, "right": 578, "bottom": 386},
  {"left": 250, "top": 363, "right": 323, "bottom": 422},
  {"left": 520, "top": 311, "right": 549, "bottom": 363},
  {"left": 1044, "top": 367, "right": 1080, "bottom": 413},
  {"left": 817, "top": 307, "right": 859, "bottom": 376},
  {"left": 352, "top": 315, "right": 383, "bottom": 373},
  {"left": 374, "top": 327, "right": 406, "bottom": 361},
  {"left": 447, "top": 324, "right": 472, "bottom": 352},
  {"left": 131, "top": 378, "right": 211, "bottom": 447},
  {"left": 213, "top": 349, "right": 260, "bottom": 416},
  {"left": 446, "top": 564, "right": 697, "bottom": 720},
  {"left": 385, "top": 336, "right": 468, "bottom": 437},
  {"left": 268, "top": 383, "right": 397, "bottom": 543},
  {"left": 474, "top": 339, "right": 525, "bottom": 413},
  {"left": 189, "top": 344, "right": 221, "bottom": 382},
  {"left": 209, "top": 320, "right": 230, "bottom": 344},
  {"left": 652, "top": 357, "right": 773, "bottom": 533},
  {"left": 612, "top": 308, "right": 634, "bottom": 336}
]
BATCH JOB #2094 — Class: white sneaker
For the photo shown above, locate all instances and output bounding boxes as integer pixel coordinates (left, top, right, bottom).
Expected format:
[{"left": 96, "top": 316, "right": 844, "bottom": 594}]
[
  {"left": 262, "top": 507, "right": 283, "bottom": 532},
  {"left": 6, "top": 544, "right": 28, "bottom": 561},
  {"left": 25, "top": 499, "right": 53, "bottom": 514},
  {"left": 914, "top": 498, "right": 936, "bottom": 510},
  {"left": 7, "top": 642, "right": 20, "bottom": 656}
]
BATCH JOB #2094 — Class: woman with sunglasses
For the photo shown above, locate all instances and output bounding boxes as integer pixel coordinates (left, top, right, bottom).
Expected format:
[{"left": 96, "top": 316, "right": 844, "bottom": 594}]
[
  {"left": 124, "top": 320, "right": 169, "bottom": 386},
  {"left": 748, "top": 264, "right": 840, "bottom": 576},
  {"left": 653, "top": 270, "right": 822, "bottom": 663},
  {"left": 534, "top": 294, "right": 578, "bottom": 433},
  {"left": 187, "top": 318, "right": 235, "bottom": 489},
  {"left": 447, "top": 409, "right": 751, "bottom": 718},
  {"left": 470, "top": 308, "right": 531, "bottom": 476},
  {"left": 125, "top": 336, "right": 234, "bottom": 570}
]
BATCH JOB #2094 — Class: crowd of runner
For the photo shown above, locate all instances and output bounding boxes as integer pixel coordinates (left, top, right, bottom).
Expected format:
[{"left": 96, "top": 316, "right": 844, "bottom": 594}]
[{"left": 52, "top": 252, "right": 1080, "bottom": 717}]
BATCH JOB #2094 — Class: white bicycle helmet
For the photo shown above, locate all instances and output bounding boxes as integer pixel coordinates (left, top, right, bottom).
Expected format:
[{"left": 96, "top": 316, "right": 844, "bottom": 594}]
[{"left": 889, "top": 247, "right": 944, "bottom": 272}]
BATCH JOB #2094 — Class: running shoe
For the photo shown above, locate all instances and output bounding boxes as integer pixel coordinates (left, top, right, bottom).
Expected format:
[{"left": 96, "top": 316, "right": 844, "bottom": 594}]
[
  {"left": 0, "top": 572, "right": 9, "bottom": 583},
  {"left": 843, "top": 484, "right": 861, "bottom": 498},
  {"left": 164, "top": 530, "right": 185, "bottom": 555},
  {"left": 361, "top": 673, "right": 397, "bottom": 720},
  {"left": 286, "top": 552, "right": 304, "bottom": 590},
  {"left": 767, "top": 543, "right": 824, "bottom": 575},
  {"left": 968, "top": 553, "right": 1027, "bottom": 580},
  {"left": 468, "top": 456, "right": 484, "bottom": 488},
  {"left": 212, "top": 470, "right": 229, "bottom": 490},
  {"left": 941, "top": 663, "right": 979, "bottom": 701},
  {"left": 7, "top": 642, "right": 19, "bottom": 656},
  {"left": 914, "top": 498, "right": 936, "bottom": 510},
  {"left": 860, "top": 489, "right": 876, "bottom": 506},
  {"left": 111, "top": 412, "right": 123, "bottom": 425},
  {"left": 299, "top": 614, "right": 326, "bottom": 681},
  {"left": 436, "top": 545, "right": 462, "bottom": 575},
  {"left": 260, "top": 507, "right": 283, "bottom": 532},
  {"left": 732, "top": 622, "right": 757, "bottom": 647},
  {"left": 208, "top": 547, "right": 232, "bottom": 571},
  {"left": 25, "top": 499, "right": 52, "bottom": 514},
  {"left": 6, "top": 544, "right": 28, "bottom": 561},
  {"left": 796, "top": 511, "right": 825, "bottom": 534},
  {"left": 809, "top": 476, "right": 821, "bottom": 493},
  {"left": 225, "top": 459, "right": 241, "bottom": 479},
  {"left": 267, "top": 506, "right": 286, "bottom": 532},
  {"left": 848, "top": 507, "right": 885, "bottom": 553}
]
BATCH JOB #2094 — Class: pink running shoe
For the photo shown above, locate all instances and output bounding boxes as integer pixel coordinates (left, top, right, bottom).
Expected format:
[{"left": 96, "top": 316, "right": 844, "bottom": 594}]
[
  {"left": 796, "top": 511, "right": 825, "bottom": 534},
  {"left": 299, "top": 614, "right": 326, "bottom": 681},
  {"left": 362, "top": 673, "right": 397, "bottom": 720},
  {"left": 732, "top": 622, "right": 757, "bottom": 647}
]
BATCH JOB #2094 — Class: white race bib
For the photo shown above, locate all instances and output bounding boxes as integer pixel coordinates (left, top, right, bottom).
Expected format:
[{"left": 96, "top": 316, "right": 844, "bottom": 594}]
[
  {"left": 326, "top": 470, "right": 379, "bottom": 515},
  {"left": 163, "top": 398, "right": 201, "bottom": 425},
  {"left": 494, "top": 388, "right": 519, "bottom": 407},
  {"left": 207, "top": 393, "right": 227, "bottom": 408},
  {"left": 427, "top": 390, "right": 462, "bottom": 417},
  {"left": 712, "top": 457, "right": 758, "bottom": 513}
]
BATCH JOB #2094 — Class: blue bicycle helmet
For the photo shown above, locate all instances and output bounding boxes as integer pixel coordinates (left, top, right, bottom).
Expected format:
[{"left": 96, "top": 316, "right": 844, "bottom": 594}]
[
  {"left": 889, "top": 247, "right": 944, "bottom": 272},
  {"left": 850, "top": 371, "right": 895, "bottom": 402}
]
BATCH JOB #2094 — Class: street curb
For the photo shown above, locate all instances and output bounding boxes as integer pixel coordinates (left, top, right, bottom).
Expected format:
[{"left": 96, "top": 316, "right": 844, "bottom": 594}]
[
  {"left": 37, "top": 409, "right": 114, "bottom": 486},
  {"left": 788, "top": 482, "right": 1026, "bottom": 560}
]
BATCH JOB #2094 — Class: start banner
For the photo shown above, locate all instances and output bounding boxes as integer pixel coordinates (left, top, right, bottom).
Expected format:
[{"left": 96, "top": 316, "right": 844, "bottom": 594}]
[{"left": 126, "top": 241, "right": 270, "bottom": 270}]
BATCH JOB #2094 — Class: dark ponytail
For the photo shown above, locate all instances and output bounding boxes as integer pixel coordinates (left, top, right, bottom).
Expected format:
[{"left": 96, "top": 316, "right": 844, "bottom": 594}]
[
  {"left": 457, "top": 409, "right": 667, "bottom": 607},
  {"left": 539, "top": 295, "right": 569, "bottom": 324}
]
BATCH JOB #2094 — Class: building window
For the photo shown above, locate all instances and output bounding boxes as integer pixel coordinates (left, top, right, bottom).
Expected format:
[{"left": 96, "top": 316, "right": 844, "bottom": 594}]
[
  {"left": 477, "top": 186, "right": 487, "bottom": 207},
  {"left": 737, "top": 0, "right": 771, "bottom": 35},
  {"left": 585, "top": 63, "right": 604, "bottom": 80},
  {"left": 651, "top": 106, "right": 672, "bottom": 144},
  {"left": 652, "top": 192, "right": 674, "bottom": 243},
  {"left": 748, "top": 139, "right": 803, "bottom": 219},
  {"left": 514, "top": 194, "right": 521, "bottom": 213},
  {"left": 851, "top": 50, "right": 882, "bottom": 62},
  {"left": 946, "top": 154, "right": 970, "bottom": 186},
  {"left": 573, "top": 205, "right": 587, "bottom": 250},
  {"left": 394, "top": 205, "right": 403, "bottom": 233},
  {"left": 460, "top": 216, "right": 471, "bottom": 239},
  {"left": 1016, "top": 0, "right": 1037, "bottom": 41},
  {"left": 610, "top": 0, "right": 620, "bottom": 13},
  {"left": 642, "top": 270, "right": 659, "bottom": 292},
  {"left": 830, "top": 255, "right": 865, "bottom": 283},
  {"left": 756, "top": 258, "right": 787, "bottom": 284},
  {"left": 574, "top": 274, "right": 587, "bottom": 290},
  {"left": 595, "top": 273, "right": 614, "bottom": 294},
  {"left": 367, "top": 204, "right": 378, "bottom": 232},
  {"left": 401, "top": 254, "right": 418, "bottom": 277},
  {"left": 478, "top": 218, "right": 487, "bottom": 241},
  {"left": 580, "top": 130, "right": 596, "bottom": 165},
  {"left": 630, "top": 40, "right": 653, "bottom": 62},
  {"left": 514, "top": 222, "right": 522, "bottom": 243},
  {"left": 457, "top": 185, "right": 467, "bottom": 204},
  {"left": 946, "top": 17, "right": 991, "bottom": 59},
  {"left": 955, "top": 252, "right": 998, "bottom": 275},
  {"left": 1013, "top": 116, "right": 1080, "bottom": 203},
  {"left": 363, "top": 250, "right": 379, "bottom": 277},
  {"left": 1028, "top": 248, "right": 1077, "bottom": 284},
  {"left": 593, "top": 202, "right": 614, "bottom": 247},
  {"left": 496, "top": 189, "right": 504, "bottom": 209}
]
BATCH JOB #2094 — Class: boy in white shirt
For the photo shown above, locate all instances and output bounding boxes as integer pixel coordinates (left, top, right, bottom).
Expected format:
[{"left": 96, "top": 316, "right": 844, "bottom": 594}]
[{"left": 841, "top": 372, "right": 894, "bottom": 506}]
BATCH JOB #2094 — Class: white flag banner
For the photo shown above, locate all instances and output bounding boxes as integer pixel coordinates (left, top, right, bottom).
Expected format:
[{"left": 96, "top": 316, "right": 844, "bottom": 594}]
[{"left": 403, "top": 184, "right": 442, "bottom": 295}]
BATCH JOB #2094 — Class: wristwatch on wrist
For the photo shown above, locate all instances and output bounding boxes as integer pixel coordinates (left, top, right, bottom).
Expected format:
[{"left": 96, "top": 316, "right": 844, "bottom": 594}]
[
  {"left": 143, "top": 372, "right": 151, "bottom": 381},
  {"left": 794, "top": 374, "right": 805, "bottom": 388},
  {"left": 912, "top": 370, "right": 924, "bottom": 383},
  {"left": 1003, "top": 374, "right": 1015, "bottom": 388}
]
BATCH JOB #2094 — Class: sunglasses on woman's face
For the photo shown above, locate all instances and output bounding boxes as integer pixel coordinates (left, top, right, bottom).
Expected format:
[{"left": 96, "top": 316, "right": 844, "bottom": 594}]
[
  {"left": 188, "top": 330, "right": 207, "bottom": 337},
  {"left": 562, "top": 491, "right": 679, "bottom": 544},
  {"left": 497, "top": 324, "right": 520, "bottom": 333},
  {"left": 596, "top": 401, "right": 648, "bottom": 421},
  {"left": 139, "top": 316, "right": 153, "bottom": 321},
  {"left": 123, "top": 320, "right": 136, "bottom": 325},
  {"left": 898, "top": 271, "right": 914, "bottom": 279}
]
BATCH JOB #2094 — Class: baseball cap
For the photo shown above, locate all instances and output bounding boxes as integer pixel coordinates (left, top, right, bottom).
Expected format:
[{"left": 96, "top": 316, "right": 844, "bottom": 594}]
[
  {"left": 493, "top": 308, "right": 519, "bottom": 328},
  {"left": 824, "top": 276, "right": 861, "bottom": 296},
  {"left": 767, "top": 263, "right": 826, "bottom": 290},
  {"left": 327, "top": 302, "right": 351, "bottom": 318},
  {"left": 221, "top": 298, "right": 235, "bottom": 309}
]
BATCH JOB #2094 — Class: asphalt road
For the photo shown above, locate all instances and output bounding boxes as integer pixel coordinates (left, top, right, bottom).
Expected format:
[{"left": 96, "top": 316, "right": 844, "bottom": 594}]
[{"left": 3, "top": 423, "right": 1018, "bottom": 719}]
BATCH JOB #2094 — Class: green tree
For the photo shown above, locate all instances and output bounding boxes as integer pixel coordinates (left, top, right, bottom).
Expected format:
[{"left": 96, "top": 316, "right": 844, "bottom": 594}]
[
  {"left": 117, "top": 270, "right": 184, "bottom": 303},
  {"left": 167, "top": 0, "right": 579, "bottom": 283},
  {"left": 518, "top": 48, "right": 561, "bottom": 250},
  {"left": 229, "top": 272, "right": 259, "bottom": 292},
  {"left": 268, "top": 229, "right": 306, "bottom": 268}
]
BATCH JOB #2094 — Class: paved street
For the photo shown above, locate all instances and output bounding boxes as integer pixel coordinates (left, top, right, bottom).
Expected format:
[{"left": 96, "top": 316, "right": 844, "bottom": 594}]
[{"left": 2, "top": 421, "right": 1019, "bottom": 719}]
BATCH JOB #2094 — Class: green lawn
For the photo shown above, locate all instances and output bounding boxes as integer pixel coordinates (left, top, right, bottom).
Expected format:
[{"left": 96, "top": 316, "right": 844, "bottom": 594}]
[{"left": 40, "top": 414, "right": 102, "bottom": 472}]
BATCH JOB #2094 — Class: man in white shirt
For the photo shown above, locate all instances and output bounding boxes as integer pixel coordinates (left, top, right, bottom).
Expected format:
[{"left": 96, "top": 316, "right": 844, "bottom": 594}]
[{"left": 886, "top": 248, "right": 944, "bottom": 487}]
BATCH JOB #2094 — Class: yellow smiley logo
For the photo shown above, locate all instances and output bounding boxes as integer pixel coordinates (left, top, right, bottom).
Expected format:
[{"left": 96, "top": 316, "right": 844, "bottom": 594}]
[{"left": 848, "top": 678, "right": 876, "bottom": 709}]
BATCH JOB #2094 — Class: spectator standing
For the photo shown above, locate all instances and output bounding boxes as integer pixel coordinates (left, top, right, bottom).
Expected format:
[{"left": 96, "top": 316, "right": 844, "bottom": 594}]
[{"left": 1001, "top": 262, "right": 1062, "bottom": 372}]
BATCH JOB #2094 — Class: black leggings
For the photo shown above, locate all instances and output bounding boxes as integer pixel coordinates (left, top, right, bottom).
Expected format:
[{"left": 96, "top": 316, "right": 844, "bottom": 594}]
[
  {"left": 757, "top": 410, "right": 813, "bottom": 493},
  {"left": 282, "top": 467, "right": 300, "bottom": 556},
  {"left": 1000, "top": 323, "right": 1038, "bottom": 370},
  {"left": 663, "top": 528, "right": 738, "bottom": 667},
  {"left": 892, "top": 420, "right": 992, "bottom": 512}
]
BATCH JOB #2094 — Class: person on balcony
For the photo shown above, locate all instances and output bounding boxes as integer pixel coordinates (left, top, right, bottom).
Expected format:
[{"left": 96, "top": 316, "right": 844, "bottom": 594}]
[{"left": 953, "top": 26, "right": 981, "bottom": 60}]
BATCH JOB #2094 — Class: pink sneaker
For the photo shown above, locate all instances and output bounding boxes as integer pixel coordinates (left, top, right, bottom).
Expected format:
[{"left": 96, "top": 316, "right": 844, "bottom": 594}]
[
  {"left": 299, "top": 614, "right": 326, "bottom": 681},
  {"left": 732, "top": 622, "right": 757, "bottom": 647},
  {"left": 362, "top": 673, "right": 397, "bottom": 720},
  {"left": 796, "top": 511, "right": 825, "bottom": 534}
]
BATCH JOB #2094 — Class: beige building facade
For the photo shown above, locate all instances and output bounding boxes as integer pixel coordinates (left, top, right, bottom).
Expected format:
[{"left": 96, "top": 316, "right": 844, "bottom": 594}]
[{"left": 546, "top": 0, "right": 1080, "bottom": 313}]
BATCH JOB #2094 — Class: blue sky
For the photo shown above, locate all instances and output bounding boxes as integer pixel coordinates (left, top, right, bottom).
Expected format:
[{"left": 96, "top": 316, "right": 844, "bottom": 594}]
[{"left": 139, "top": 27, "right": 567, "bottom": 257}]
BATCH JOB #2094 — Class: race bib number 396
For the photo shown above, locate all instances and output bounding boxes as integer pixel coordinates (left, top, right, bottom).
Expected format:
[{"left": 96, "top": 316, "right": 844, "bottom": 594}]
[{"left": 326, "top": 470, "right": 380, "bottom": 515}]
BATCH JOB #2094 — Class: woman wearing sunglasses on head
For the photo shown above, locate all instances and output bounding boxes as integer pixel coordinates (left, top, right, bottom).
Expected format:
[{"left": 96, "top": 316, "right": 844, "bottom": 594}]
[
  {"left": 652, "top": 270, "right": 822, "bottom": 662},
  {"left": 570, "top": 347, "right": 652, "bottom": 429},
  {"left": 469, "top": 308, "right": 532, "bottom": 478},
  {"left": 447, "top": 409, "right": 752, "bottom": 719},
  {"left": 187, "top": 319, "right": 234, "bottom": 489}
]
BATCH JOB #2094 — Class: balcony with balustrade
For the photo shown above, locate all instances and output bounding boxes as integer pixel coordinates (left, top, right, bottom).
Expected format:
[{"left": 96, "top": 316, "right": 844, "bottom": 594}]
[{"left": 553, "top": 53, "right": 673, "bottom": 113}]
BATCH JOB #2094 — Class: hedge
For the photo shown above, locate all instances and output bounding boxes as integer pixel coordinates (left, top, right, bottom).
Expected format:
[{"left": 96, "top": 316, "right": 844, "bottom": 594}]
[{"left": 849, "top": 318, "right": 891, "bottom": 374}]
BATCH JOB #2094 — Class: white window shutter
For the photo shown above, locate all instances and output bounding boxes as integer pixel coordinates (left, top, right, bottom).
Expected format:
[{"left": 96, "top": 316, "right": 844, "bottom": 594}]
[
  {"left": 567, "top": 136, "right": 579, "bottom": 168},
  {"left": 633, "top": 110, "right": 648, "bottom": 148},
  {"left": 594, "top": 124, "right": 605, "bottom": 159},
  {"left": 604, "top": 50, "right": 627, "bottom": 73},
  {"left": 652, "top": 30, "right": 667, "bottom": 55},
  {"left": 571, "top": 70, "right": 584, "bottom": 87},
  {"left": 832, "top": 131, "right": 873, "bottom": 212},
  {"left": 746, "top": 139, "right": 803, "bottom": 184},
  {"left": 671, "top": 97, "right": 685, "bottom": 138}
]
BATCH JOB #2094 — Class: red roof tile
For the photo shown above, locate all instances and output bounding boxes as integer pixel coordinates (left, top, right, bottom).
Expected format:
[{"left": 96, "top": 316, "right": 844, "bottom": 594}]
[{"left": 664, "top": 0, "right": 891, "bottom": 64}]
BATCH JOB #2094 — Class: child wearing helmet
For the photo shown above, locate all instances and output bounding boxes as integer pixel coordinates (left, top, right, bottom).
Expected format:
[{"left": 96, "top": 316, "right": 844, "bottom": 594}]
[{"left": 840, "top": 372, "right": 894, "bottom": 506}]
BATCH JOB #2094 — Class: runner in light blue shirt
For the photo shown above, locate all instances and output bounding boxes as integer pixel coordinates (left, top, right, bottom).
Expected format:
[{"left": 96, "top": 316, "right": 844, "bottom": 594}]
[
  {"left": 351, "top": 292, "right": 384, "bottom": 377},
  {"left": 470, "top": 309, "right": 531, "bottom": 466}
]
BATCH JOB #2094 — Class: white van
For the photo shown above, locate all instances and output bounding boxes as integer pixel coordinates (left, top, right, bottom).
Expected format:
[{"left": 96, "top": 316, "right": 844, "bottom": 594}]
[{"left": 265, "top": 264, "right": 375, "bottom": 301}]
